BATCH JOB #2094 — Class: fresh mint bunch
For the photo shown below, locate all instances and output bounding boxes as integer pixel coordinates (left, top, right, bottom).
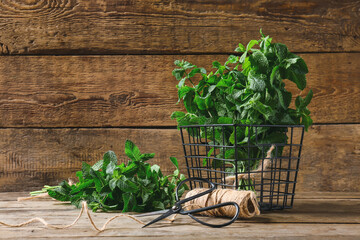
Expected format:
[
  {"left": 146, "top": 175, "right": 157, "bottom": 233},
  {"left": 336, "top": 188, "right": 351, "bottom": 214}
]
[
  {"left": 171, "top": 30, "right": 312, "bottom": 130},
  {"left": 171, "top": 30, "right": 313, "bottom": 188},
  {"left": 38, "top": 140, "right": 187, "bottom": 212}
]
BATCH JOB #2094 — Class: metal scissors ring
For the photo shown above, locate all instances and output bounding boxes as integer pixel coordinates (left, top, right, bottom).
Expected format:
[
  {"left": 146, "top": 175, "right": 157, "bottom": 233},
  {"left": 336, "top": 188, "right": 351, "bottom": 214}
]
[{"left": 141, "top": 177, "right": 240, "bottom": 228}]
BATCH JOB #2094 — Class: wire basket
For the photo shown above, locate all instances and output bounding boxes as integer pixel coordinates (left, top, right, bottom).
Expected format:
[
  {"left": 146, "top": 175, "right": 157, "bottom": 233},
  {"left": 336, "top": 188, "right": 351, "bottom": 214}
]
[{"left": 179, "top": 124, "right": 305, "bottom": 211}]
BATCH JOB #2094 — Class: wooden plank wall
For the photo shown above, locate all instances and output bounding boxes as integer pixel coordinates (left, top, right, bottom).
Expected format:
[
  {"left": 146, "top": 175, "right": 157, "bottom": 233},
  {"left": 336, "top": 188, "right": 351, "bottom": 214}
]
[{"left": 0, "top": 0, "right": 359, "bottom": 193}]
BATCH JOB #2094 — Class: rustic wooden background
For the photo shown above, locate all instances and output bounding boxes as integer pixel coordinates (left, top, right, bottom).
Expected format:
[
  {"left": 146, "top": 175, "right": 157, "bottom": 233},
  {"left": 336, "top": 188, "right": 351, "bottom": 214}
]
[{"left": 0, "top": 0, "right": 359, "bottom": 193}]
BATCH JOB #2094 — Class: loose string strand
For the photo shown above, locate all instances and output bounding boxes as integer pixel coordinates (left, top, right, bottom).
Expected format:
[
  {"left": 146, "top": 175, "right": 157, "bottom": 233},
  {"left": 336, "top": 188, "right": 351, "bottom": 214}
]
[
  {"left": 1, "top": 189, "right": 259, "bottom": 231},
  {"left": 0, "top": 201, "right": 179, "bottom": 232}
]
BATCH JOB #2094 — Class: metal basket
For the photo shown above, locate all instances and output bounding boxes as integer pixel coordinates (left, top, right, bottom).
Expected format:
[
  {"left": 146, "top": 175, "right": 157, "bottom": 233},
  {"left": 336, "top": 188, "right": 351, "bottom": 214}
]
[{"left": 179, "top": 124, "right": 305, "bottom": 211}]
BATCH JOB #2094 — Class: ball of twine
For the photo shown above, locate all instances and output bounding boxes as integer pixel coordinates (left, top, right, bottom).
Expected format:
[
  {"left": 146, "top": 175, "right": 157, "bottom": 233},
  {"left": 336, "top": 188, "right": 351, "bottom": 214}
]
[{"left": 184, "top": 188, "right": 260, "bottom": 219}]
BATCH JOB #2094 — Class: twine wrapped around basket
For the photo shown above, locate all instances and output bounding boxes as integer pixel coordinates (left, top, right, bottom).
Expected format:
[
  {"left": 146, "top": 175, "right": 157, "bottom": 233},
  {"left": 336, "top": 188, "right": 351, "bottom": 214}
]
[{"left": 225, "top": 145, "right": 275, "bottom": 185}]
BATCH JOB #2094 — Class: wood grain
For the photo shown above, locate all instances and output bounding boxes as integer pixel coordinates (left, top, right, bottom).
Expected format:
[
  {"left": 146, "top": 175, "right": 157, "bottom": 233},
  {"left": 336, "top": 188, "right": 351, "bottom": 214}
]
[
  {"left": 0, "top": 53, "right": 358, "bottom": 127},
  {"left": 0, "top": 128, "right": 183, "bottom": 192},
  {"left": 0, "top": 0, "right": 359, "bottom": 55},
  {"left": 298, "top": 124, "right": 360, "bottom": 193},
  {"left": 0, "top": 195, "right": 359, "bottom": 239},
  {"left": 0, "top": 125, "right": 359, "bottom": 192},
  {"left": 1, "top": 197, "right": 360, "bottom": 224}
]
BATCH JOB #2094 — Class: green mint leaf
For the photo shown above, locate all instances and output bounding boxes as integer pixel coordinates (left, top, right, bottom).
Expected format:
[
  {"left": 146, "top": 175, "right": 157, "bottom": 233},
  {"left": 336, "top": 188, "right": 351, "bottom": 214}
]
[
  {"left": 275, "top": 88, "right": 286, "bottom": 109},
  {"left": 122, "top": 162, "right": 138, "bottom": 177},
  {"left": 216, "top": 78, "right": 233, "bottom": 88},
  {"left": 170, "top": 157, "right": 179, "bottom": 169},
  {"left": 109, "top": 178, "right": 117, "bottom": 191},
  {"left": 106, "top": 162, "right": 117, "bottom": 175},
  {"left": 94, "top": 178, "right": 102, "bottom": 193},
  {"left": 171, "top": 111, "right": 186, "bottom": 120},
  {"left": 295, "top": 96, "right": 304, "bottom": 108},
  {"left": 284, "top": 57, "right": 299, "bottom": 68},
  {"left": 249, "top": 51, "right": 269, "bottom": 74},
  {"left": 203, "top": 148, "right": 214, "bottom": 166},
  {"left": 224, "top": 149, "right": 235, "bottom": 159},
  {"left": 117, "top": 177, "right": 138, "bottom": 193},
  {"left": 248, "top": 70, "right": 266, "bottom": 92},
  {"left": 174, "top": 60, "right": 181, "bottom": 66},
  {"left": 91, "top": 159, "right": 104, "bottom": 171},
  {"left": 89, "top": 168, "right": 105, "bottom": 184},
  {"left": 239, "top": 51, "right": 247, "bottom": 64},
  {"left": 188, "top": 67, "right": 206, "bottom": 78},
  {"left": 235, "top": 43, "right": 246, "bottom": 52},
  {"left": 174, "top": 60, "right": 195, "bottom": 70},
  {"left": 153, "top": 201, "right": 165, "bottom": 210},
  {"left": 274, "top": 43, "right": 288, "bottom": 61},
  {"left": 302, "top": 115, "right": 313, "bottom": 131},
  {"left": 252, "top": 101, "right": 273, "bottom": 120},
  {"left": 59, "top": 180, "right": 72, "bottom": 192},
  {"left": 172, "top": 68, "right": 185, "bottom": 80},
  {"left": 76, "top": 171, "right": 83, "bottom": 182},
  {"left": 151, "top": 164, "right": 161, "bottom": 174},
  {"left": 207, "top": 147, "right": 215, "bottom": 157},
  {"left": 270, "top": 66, "right": 281, "bottom": 86},
  {"left": 47, "top": 189, "right": 70, "bottom": 202},
  {"left": 81, "top": 162, "right": 91, "bottom": 179},
  {"left": 183, "top": 90, "right": 196, "bottom": 113},
  {"left": 282, "top": 55, "right": 308, "bottom": 90},
  {"left": 70, "top": 179, "right": 94, "bottom": 194},
  {"left": 207, "top": 148, "right": 215, "bottom": 157},
  {"left": 286, "top": 53, "right": 308, "bottom": 74},
  {"left": 141, "top": 192, "right": 150, "bottom": 204},
  {"left": 246, "top": 40, "right": 259, "bottom": 51},
  {"left": 285, "top": 68, "right": 307, "bottom": 90},
  {"left": 194, "top": 95, "right": 207, "bottom": 110},
  {"left": 177, "top": 77, "right": 186, "bottom": 88},
  {"left": 241, "top": 56, "right": 251, "bottom": 75},
  {"left": 140, "top": 153, "right": 155, "bottom": 161},
  {"left": 226, "top": 55, "right": 239, "bottom": 65},
  {"left": 217, "top": 116, "right": 233, "bottom": 124},
  {"left": 260, "top": 28, "right": 265, "bottom": 37},
  {"left": 177, "top": 86, "right": 194, "bottom": 101},
  {"left": 125, "top": 140, "right": 141, "bottom": 162},
  {"left": 212, "top": 61, "right": 221, "bottom": 69},
  {"left": 304, "top": 89, "right": 313, "bottom": 106},
  {"left": 103, "top": 151, "right": 118, "bottom": 170},
  {"left": 122, "top": 193, "right": 132, "bottom": 212},
  {"left": 283, "top": 90, "right": 292, "bottom": 109}
]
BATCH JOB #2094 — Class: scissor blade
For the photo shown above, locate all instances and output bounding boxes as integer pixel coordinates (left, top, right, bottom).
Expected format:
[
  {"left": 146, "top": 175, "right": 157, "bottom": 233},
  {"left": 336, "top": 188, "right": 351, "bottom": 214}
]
[
  {"left": 142, "top": 209, "right": 174, "bottom": 228},
  {"left": 135, "top": 209, "right": 168, "bottom": 217}
]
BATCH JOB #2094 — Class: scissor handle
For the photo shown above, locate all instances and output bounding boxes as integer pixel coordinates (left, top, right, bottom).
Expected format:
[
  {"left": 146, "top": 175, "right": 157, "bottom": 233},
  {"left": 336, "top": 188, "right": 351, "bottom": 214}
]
[
  {"left": 186, "top": 201, "right": 240, "bottom": 228},
  {"left": 175, "top": 177, "right": 215, "bottom": 204}
]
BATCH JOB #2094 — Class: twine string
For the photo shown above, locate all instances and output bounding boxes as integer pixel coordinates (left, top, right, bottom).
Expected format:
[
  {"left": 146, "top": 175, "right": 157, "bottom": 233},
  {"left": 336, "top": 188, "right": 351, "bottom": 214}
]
[
  {"left": 225, "top": 144, "right": 275, "bottom": 184},
  {"left": 1, "top": 199, "right": 206, "bottom": 231},
  {"left": 185, "top": 188, "right": 260, "bottom": 219},
  {"left": 0, "top": 201, "right": 182, "bottom": 232},
  {"left": 2, "top": 189, "right": 260, "bottom": 231}
]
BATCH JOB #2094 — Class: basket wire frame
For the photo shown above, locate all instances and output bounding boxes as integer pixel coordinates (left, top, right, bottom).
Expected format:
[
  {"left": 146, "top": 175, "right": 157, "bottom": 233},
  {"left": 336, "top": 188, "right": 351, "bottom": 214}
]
[{"left": 179, "top": 124, "right": 305, "bottom": 211}]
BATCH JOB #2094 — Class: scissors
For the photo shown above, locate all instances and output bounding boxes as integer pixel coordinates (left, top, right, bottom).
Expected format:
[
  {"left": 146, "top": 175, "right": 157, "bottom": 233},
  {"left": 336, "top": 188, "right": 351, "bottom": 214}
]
[{"left": 139, "top": 177, "right": 240, "bottom": 228}]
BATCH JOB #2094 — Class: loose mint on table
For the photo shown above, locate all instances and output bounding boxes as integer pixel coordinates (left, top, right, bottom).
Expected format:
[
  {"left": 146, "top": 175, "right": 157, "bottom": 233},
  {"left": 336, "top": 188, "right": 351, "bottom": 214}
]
[{"left": 32, "top": 140, "right": 187, "bottom": 212}]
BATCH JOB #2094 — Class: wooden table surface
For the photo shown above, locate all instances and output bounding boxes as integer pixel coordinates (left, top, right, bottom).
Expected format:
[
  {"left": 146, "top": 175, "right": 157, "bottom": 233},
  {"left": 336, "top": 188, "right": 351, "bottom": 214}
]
[{"left": 0, "top": 192, "right": 359, "bottom": 240}]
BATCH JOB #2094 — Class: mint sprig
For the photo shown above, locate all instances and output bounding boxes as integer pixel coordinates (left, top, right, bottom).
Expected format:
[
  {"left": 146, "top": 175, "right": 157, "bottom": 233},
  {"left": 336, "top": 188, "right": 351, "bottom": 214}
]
[{"left": 33, "top": 140, "right": 187, "bottom": 212}]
